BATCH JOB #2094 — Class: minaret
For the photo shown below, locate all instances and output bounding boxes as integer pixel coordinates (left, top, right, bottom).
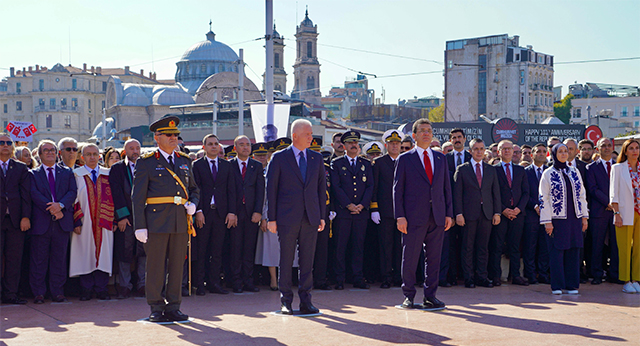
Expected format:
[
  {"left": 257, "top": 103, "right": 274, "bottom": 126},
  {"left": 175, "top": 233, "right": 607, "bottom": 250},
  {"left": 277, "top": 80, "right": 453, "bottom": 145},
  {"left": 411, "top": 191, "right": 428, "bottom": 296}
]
[
  {"left": 263, "top": 24, "right": 287, "bottom": 94},
  {"left": 292, "top": 8, "right": 321, "bottom": 106}
]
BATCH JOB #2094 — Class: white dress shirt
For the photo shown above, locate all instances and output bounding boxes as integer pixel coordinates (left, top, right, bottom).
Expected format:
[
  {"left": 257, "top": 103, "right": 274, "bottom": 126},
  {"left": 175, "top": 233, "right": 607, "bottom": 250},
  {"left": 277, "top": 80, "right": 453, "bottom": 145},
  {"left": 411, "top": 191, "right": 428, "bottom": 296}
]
[{"left": 414, "top": 146, "right": 435, "bottom": 175}]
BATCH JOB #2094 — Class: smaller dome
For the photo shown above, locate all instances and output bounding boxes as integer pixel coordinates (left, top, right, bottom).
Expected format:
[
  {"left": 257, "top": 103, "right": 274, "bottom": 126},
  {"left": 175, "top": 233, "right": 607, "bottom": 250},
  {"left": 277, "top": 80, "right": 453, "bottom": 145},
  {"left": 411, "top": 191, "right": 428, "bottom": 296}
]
[
  {"left": 272, "top": 24, "right": 281, "bottom": 39},
  {"left": 301, "top": 9, "right": 313, "bottom": 27},
  {"left": 541, "top": 116, "right": 565, "bottom": 125},
  {"left": 152, "top": 86, "right": 195, "bottom": 105},
  {"left": 122, "top": 85, "right": 151, "bottom": 106}
]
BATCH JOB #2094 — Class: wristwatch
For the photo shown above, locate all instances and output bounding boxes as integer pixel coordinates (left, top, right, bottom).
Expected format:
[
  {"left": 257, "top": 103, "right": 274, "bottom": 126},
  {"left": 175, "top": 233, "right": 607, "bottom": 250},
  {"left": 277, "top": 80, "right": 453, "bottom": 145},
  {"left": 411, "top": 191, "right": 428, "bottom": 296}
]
[{"left": 613, "top": 211, "right": 620, "bottom": 215}]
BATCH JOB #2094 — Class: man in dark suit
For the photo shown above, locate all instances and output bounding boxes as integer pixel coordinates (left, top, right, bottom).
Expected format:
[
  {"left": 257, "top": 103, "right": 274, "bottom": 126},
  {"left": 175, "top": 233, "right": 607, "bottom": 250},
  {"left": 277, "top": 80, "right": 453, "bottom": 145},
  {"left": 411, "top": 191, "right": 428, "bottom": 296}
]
[
  {"left": 371, "top": 129, "right": 403, "bottom": 288},
  {"left": 454, "top": 138, "right": 501, "bottom": 289},
  {"left": 110, "top": 139, "right": 145, "bottom": 299},
  {"left": 523, "top": 143, "right": 550, "bottom": 284},
  {"left": 394, "top": 118, "right": 453, "bottom": 309},
  {"left": 489, "top": 140, "right": 530, "bottom": 286},
  {"left": 132, "top": 116, "right": 200, "bottom": 322},
  {"left": 331, "top": 130, "right": 374, "bottom": 290},
  {"left": 325, "top": 132, "right": 344, "bottom": 164},
  {"left": 29, "top": 140, "right": 77, "bottom": 304},
  {"left": 441, "top": 128, "right": 472, "bottom": 287},
  {"left": 0, "top": 134, "right": 31, "bottom": 305},
  {"left": 266, "top": 119, "right": 326, "bottom": 315},
  {"left": 229, "top": 135, "right": 265, "bottom": 293},
  {"left": 193, "top": 134, "right": 237, "bottom": 295},
  {"left": 585, "top": 137, "right": 619, "bottom": 284}
]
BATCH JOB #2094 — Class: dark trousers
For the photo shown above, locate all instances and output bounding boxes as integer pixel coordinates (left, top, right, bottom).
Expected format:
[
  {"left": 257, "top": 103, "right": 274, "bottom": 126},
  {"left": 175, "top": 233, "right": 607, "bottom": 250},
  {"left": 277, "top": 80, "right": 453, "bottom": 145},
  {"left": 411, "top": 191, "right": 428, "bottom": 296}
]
[
  {"left": 489, "top": 214, "right": 525, "bottom": 280},
  {"left": 278, "top": 215, "right": 317, "bottom": 305},
  {"left": 79, "top": 270, "right": 109, "bottom": 293},
  {"left": 29, "top": 223, "right": 70, "bottom": 297},
  {"left": 523, "top": 221, "right": 550, "bottom": 281},
  {"left": 334, "top": 217, "right": 368, "bottom": 283},
  {"left": 401, "top": 210, "right": 444, "bottom": 300},
  {"left": 313, "top": 214, "right": 330, "bottom": 286},
  {"left": 230, "top": 209, "right": 259, "bottom": 289},
  {"left": 145, "top": 232, "right": 188, "bottom": 313},
  {"left": 590, "top": 216, "right": 619, "bottom": 280},
  {"left": 461, "top": 215, "right": 492, "bottom": 281},
  {"left": 379, "top": 217, "right": 403, "bottom": 284},
  {"left": 547, "top": 241, "right": 581, "bottom": 291},
  {"left": 195, "top": 209, "right": 226, "bottom": 289},
  {"left": 1, "top": 216, "right": 25, "bottom": 299}
]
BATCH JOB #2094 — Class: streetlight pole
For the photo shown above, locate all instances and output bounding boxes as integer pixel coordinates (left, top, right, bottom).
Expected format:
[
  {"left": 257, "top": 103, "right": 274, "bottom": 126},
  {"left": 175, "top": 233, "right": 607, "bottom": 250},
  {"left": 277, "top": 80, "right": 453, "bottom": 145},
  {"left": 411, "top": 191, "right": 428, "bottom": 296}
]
[
  {"left": 212, "top": 92, "right": 218, "bottom": 135},
  {"left": 238, "top": 49, "right": 244, "bottom": 136}
]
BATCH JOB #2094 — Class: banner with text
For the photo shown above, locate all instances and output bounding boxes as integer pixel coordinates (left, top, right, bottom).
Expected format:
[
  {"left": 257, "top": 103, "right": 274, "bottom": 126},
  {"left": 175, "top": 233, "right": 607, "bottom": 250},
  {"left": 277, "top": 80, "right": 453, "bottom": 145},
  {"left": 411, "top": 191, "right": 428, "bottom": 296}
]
[{"left": 6, "top": 121, "right": 38, "bottom": 142}]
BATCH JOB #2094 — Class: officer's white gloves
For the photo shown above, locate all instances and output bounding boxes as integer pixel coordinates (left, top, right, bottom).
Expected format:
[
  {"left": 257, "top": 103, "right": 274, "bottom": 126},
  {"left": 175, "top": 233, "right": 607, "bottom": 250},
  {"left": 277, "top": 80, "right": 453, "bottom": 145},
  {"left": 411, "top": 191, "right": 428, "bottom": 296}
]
[
  {"left": 135, "top": 229, "right": 148, "bottom": 243},
  {"left": 184, "top": 202, "right": 196, "bottom": 215},
  {"left": 371, "top": 211, "right": 381, "bottom": 224},
  {"left": 329, "top": 211, "right": 337, "bottom": 221}
]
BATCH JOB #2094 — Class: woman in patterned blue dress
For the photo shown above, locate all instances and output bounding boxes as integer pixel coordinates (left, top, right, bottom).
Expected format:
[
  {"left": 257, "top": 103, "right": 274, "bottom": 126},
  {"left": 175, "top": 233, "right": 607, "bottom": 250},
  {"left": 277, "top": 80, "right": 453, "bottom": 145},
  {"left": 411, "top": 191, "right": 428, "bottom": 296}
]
[{"left": 539, "top": 143, "right": 589, "bottom": 295}]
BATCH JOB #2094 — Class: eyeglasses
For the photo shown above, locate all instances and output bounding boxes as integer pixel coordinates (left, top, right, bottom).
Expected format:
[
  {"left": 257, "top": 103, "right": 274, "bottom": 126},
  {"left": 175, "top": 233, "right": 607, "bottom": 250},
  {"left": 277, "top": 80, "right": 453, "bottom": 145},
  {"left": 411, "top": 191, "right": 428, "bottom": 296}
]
[
  {"left": 63, "top": 147, "right": 78, "bottom": 152},
  {"left": 42, "top": 148, "right": 57, "bottom": 154},
  {"left": 0, "top": 141, "right": 13, "bottom": 146},
  {"left": 162, "top": 133, "right": 179, "bottom": 138}
]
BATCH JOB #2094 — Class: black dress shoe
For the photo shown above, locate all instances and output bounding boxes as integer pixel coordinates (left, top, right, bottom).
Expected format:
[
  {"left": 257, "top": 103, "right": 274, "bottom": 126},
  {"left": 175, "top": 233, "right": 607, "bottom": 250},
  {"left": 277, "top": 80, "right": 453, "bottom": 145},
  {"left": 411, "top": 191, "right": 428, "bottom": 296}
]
[
  {"left": 79, "top": 291, "right": 92, "bottom": 301},
  {"left": 96, "top": 291, "right": 111, "bottom": 300},
  {"left": 116, "top": 287, "right": 130, "bottom": 299},
  {"left": 165, "top": 310, "right": 189, "bottom": 322},
  {"left": 270, "top": 286, "right": 279, "bottom": 291},
  {"left": 400, "top": 297, "right": 414, "bottom": 309},
  {"left": 439, "top": 281, "right": 452, "bottom": 288},
  {"left": 607, "top": 277, "right": 625, "bottom": 285},
  {"left": 380, "top": 281, "right": 391, "bottom": 289},
  {"left": 527, "top": 277, "right": 539, "bottom": 285},
  {"left": 34, "top": 295, "right": 45, "bottom": 304},
  {"left": 149, "top": 311, "right": 166, "bottom": 322},
  {"left": 477, "top": 279, "right": 494, "bottom": 288},
  {"left": 196, "top": 287, "right": 206, "bottom": 296},
  {"left": 280, "top": 302, "right": 293, "bottom": 315},
  {"left": 353, "top": 280, "right": 370, "bottom": 289},
  {"left": 233, "top": 287, "right": 243, "bottom": 293},
  {"left": 334, "top": 282, "right": 344, "bottom": 290},
  {"left": 182, "top": 287, "right": 190, "bottom": 297},
  {"left": 299, "top": 302, "right": 319, "bottom": 314},
  {"left": 591, "top": 278, "right": 602, "bottom": 285},
  {"left": 243, "top": 285, "right": 260, "bottom": 292},
  {"left": 423, "top": 296, "right": 445, "bottom": 309},
  {"left": 492, "top": 278, "right": 502, "bottom": 286},
  {"left": 449, "top": 280, "right": 458, "bottom": 287},
  {"left": 512, "top": 277, "right": 529, "bottom": 286},
  {"left": 209, "top": 283, "right": 229, "bottom": 294},
  {"left": 52, "top": 295, "right": 67, "bottom": 303},
  {"left": 538, "top": 276, "right": 550, "bottom": 284},
  {"left": 464, "top": 280, "right": 476, "bottom": 288},
  {"left": 2, "top": 297, "right": 27, "bottom": 305},
  {"left": 314, "top": 283, "right": 333, "bottom": 290}
]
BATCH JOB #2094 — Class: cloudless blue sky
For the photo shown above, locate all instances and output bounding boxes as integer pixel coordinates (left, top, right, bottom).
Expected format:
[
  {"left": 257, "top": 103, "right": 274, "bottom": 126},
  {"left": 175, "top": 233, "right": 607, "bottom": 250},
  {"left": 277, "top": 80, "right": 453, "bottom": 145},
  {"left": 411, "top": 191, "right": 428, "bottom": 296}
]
[{"left": 1, "top": 0, "right": 638, "bottom": 103}]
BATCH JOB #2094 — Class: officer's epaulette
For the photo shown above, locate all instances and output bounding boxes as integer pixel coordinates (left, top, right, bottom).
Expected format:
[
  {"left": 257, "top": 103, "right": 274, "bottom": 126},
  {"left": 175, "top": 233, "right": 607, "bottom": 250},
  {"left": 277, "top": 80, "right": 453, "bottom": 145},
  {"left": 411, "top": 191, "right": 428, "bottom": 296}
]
[
  {"left": 176, "top": 151, "right": 190, "bottom": 158},
  {"left": 324, "top": 162, "right": 330, "bottom": 168},
  {"left": 140, "top": 151, "right": 156, "bottom": 159}
]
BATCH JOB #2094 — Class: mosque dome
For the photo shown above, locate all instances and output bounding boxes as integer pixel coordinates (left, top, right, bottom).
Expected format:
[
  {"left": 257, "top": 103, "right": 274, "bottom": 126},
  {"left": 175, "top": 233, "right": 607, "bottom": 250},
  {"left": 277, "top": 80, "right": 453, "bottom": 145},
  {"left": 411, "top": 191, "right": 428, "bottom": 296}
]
[
  {"left": 152, "top": 85, "right": 195, "bottom": 105},
  {"left": 301, "top": 9, "right": 314, "bottom": 28},
  {"left": 175, "top": 28, "right": 239, "bottom": 96}
]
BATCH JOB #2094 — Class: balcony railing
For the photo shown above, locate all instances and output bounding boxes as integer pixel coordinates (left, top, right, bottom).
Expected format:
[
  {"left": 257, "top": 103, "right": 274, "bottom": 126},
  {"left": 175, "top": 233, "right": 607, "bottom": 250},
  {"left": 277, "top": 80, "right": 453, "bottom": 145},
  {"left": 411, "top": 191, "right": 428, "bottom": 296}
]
[{"left": 35, "top": 105, "right": 81, "bottom": 113}]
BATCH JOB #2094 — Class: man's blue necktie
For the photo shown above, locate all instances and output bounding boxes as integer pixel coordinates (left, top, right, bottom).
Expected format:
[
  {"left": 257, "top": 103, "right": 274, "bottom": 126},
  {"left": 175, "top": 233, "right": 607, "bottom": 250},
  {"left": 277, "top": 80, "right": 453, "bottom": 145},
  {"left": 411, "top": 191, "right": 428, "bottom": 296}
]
[
  {"left": 91, "top": 169, "right": 97, "bottom": 184},
  {"left": 299, "top": 151, "right": 307, "bottom": 183}
]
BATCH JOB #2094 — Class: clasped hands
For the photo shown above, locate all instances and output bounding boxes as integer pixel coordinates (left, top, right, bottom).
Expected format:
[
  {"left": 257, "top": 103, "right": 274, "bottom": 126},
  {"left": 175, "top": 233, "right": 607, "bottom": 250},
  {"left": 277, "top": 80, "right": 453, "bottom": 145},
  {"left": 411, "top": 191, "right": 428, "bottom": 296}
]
[
  {"left": 347, "top": 203, "right": 364, "bottom": 215},
  {"left": 501, "top": 207, "right": 521, "bottom": 220}
]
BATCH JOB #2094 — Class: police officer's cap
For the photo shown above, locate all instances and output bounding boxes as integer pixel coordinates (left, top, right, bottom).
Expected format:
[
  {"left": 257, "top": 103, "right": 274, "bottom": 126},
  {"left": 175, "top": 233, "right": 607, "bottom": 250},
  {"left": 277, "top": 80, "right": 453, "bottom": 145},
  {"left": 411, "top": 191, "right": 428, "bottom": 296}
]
[
  {"left": 274, "top": 137, "right": 292, "bottom": 151},
  {"left": 383, "top": 129, "right": 402, "bottom": 143},
  {"left": 150, "top": 116, "right": 181, "bottom": 134},
  {"left": 224, "top": 145, "right": 237, "bottom": 158},
  {"left": 340, "top": 130, "right": 361, "bottom": 143},
  {"left": 252, "top": 142, "right": 269, "bottom": 155},
  {"left": 364, "top": 141, "right": 383, "bottom": 154},
  {"left": 310, "top": 136, "right": 323, "bottom": 152}
]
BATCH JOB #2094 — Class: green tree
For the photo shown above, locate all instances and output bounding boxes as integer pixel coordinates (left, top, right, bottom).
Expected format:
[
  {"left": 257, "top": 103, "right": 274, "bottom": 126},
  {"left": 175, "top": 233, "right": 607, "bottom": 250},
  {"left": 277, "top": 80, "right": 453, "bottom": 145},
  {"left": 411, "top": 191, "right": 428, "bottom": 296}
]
[
  {"left": 428, "top": 103, "right": 445, "bottom": 123},
  {"left": 553, "top": 93, "right": 574, "bottom": 124}
]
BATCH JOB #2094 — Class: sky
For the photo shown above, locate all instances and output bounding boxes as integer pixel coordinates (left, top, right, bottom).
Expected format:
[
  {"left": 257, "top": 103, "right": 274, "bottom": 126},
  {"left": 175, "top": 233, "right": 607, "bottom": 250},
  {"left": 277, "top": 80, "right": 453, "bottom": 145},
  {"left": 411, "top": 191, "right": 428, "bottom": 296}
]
[{"left": 1, "top": 0, "right": 639, "bottom": 103}]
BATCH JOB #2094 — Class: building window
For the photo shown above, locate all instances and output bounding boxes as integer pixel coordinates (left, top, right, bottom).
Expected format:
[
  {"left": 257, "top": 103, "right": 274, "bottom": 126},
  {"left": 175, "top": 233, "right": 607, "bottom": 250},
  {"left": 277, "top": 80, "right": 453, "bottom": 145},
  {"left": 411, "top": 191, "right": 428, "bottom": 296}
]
[
  {"left": 88, "top": 81, "right": 91, "bottom": 91},
  {"left": 307, "top": 41, "right": 313, "bottom": 58},
  {"left": 16, "top": 82, "right": 21, "bottom": 94},
  {"left": 275, "top": 84, "right": 282, "bottom": 92},
  {"left": 3, "top": 104, "right": 7, "bottom": 113},
  {"left": 621, "top": 106, "right": 628, "bottom": 117},
  {"left": 274, "top": 53, "right": 280, "bottom": 68},
  {"left": 515, "top": 53, "right": 520, "bottom": 61},
  {"left": 102, "top": 81, "right": 107, "bottom": 92},
  {"left": 102, "top": 100, "right": 105, "bottom": 110},
  {"left": 39, "top": 79, "right": 44, "bottom": 91},
  {"left": 534, "top": 94, "right": 538, "bottom": 106},
  {"left": 72, "top": 79, "right": 77, "bottom": 90},
  {"left": 50, "top": 98, "right": 56, "bottom": 109},
  {"left": 574, "top": 108, "right": 581, "bottom": 118},
  {"left": 520, "top": 93, "right": 525, "bottom": 107},
  {"left": 46, "top": 114, "right": 52, "bottom": 128},
  {"left": 16, "top": 101, "right": 22, "bottom": 111},
  {"left": 88, "top": 116, "right": 92, "bottom": 130},
  {"left": 520, "top": 70, "right": 524, "bottom": 85},
  {"left": 528, "top": 93, "right": 532, "bottom": 105},
  {"left": 306, "top": 76, "right": 315, "bottom": 91},
  {"left": 39, "top": 98, "right": 45, "bottom": 108},
  {"left": 61, "top": 98, "right": 67, "bottom": 110},
  {"left": 634, "top": 106, "right": 639, "bottom": 117},
  {"left": 64, "top": 115, "right": 71, "bottom": 128},
  {"left": 88, "top": 99, "right": 91, "bottom": 109},
  {"left": 71, "top": 98, "right": 78, "bottom": 109},
  {"left": 635, "top": 121, "right": 639, "bottom": 127}
]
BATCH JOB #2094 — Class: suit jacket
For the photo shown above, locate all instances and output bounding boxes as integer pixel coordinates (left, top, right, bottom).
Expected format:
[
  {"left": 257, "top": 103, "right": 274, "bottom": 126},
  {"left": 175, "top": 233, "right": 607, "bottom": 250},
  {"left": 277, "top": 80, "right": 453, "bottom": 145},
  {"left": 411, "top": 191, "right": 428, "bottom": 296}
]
[
  {"left": 586, "top": 159, "right": 614, "bottom": 219},
  {"left": 574, "top": 159, "right": 587, "bottom": 182},
  {"left": 493, "top": 162, "right": 529, "bottom": 214},
  {"left": 132, "top": 150, "right": 200, "bottom": 233},
  {"left": 393, "top": 148, "right": 453, "bottom": 226},
  {"left": 331, "top": 155, "right": 374, "bottom": 220},
  {"left": 0, "top": 158, "right": 31, "bottom": 228},
  {"left": 266, "top": 146, "right": 326, "bottom": 227},
  {"left": 109, "top": 159, "right": 134, "bottom": 222},
  {"left": 30, "top": 164, "right": 77, "bottom": 234},
  {"left": 609, "top": 162, "right": 635, "bottom": 226},
  {"left": 229, "top": 157, "right": 265, "bottom": 217},
  {"left": 447, "top": 150, "right": 472, "bottom": 210},
  {"left": 193, "top": 156, "right": 236, "bottom": 219},
  {"left": 372, "top": 154, "right": 397, "bottom": 219},
  {"left": 453, "top": 161, "right": 501, "bottom": 221},
  {"left": 524, "top": 164, "right": 547, "bottom": 223}
]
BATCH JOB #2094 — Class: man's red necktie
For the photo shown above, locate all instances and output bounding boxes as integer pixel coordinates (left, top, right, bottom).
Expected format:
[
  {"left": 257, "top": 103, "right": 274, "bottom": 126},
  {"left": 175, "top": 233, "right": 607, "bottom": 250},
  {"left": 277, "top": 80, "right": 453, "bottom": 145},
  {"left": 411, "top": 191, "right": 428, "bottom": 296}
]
[{"left": 424, "top": 152, "right": 433, "bottom": 184}]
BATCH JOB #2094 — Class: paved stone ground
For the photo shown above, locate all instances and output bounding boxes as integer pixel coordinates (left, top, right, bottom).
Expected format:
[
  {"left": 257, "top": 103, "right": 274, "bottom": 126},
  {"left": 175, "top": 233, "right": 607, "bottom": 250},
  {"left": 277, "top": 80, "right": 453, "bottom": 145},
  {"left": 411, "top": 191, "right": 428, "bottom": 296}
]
[{"left": 2, "top": 281, "right": 639, "bottom": 345}]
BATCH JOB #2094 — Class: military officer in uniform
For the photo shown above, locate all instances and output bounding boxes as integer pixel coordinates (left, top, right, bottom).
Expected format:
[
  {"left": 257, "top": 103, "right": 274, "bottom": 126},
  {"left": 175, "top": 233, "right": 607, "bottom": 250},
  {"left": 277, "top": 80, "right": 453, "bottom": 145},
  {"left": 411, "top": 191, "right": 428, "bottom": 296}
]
[
  {"left": 363, "top": 141, "right": 384, "bottom": 161},
  {"left": 310, "top": 137, "right": 333, "bottom": 290},
  {"left": 331, "top": 131, "right": 374, "bottom": 289},
  {"left": 132, "top": 116, "right": 200, "bottom": 322}
]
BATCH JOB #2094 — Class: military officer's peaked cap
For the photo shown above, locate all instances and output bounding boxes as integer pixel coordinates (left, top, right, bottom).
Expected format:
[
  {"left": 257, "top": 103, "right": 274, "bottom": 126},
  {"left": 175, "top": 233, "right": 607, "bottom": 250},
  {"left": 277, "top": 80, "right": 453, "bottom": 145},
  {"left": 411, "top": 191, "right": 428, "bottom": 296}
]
[
  {"left": 266, "top": 141, "right": 276, "bottom": 152},
  {"left": 310, "top": 136, "right": 323, "bottom": 152},
  {"left": 150, "top": 115, "right": 181, "bottom": 134},
  {"left": 382, "top": 129, "right": 403, "bottom": 143},
  {"left": 364, "top": 141, "right": 383, "bottom": 154},
  {"left": 224, "top": 145, "right": 237, "bottom": 158},
  {"left": 274, "top": 137, "right": 292, "bottom": 151},
  {"left": 252, "top": 142, "right": 269, "bottom": 155},
  {"left": 340, "top": 130, "right": 361, "bottom": 143}
]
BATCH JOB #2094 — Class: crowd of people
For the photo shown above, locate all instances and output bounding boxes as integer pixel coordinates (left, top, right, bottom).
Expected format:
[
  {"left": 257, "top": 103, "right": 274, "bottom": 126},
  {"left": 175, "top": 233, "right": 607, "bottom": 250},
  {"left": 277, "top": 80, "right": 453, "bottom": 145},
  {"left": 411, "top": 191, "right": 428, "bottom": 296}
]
[{"left": 1, "top": 116, "right": 639, "bottom": 321}]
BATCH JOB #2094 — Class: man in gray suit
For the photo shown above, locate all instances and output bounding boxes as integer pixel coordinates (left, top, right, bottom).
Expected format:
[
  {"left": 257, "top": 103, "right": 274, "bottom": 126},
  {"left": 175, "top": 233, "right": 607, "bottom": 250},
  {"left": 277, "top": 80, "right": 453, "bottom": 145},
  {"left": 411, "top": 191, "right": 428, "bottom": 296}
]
[{"left": 266, "top": 119, "right": 326, "bottom": 315}]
